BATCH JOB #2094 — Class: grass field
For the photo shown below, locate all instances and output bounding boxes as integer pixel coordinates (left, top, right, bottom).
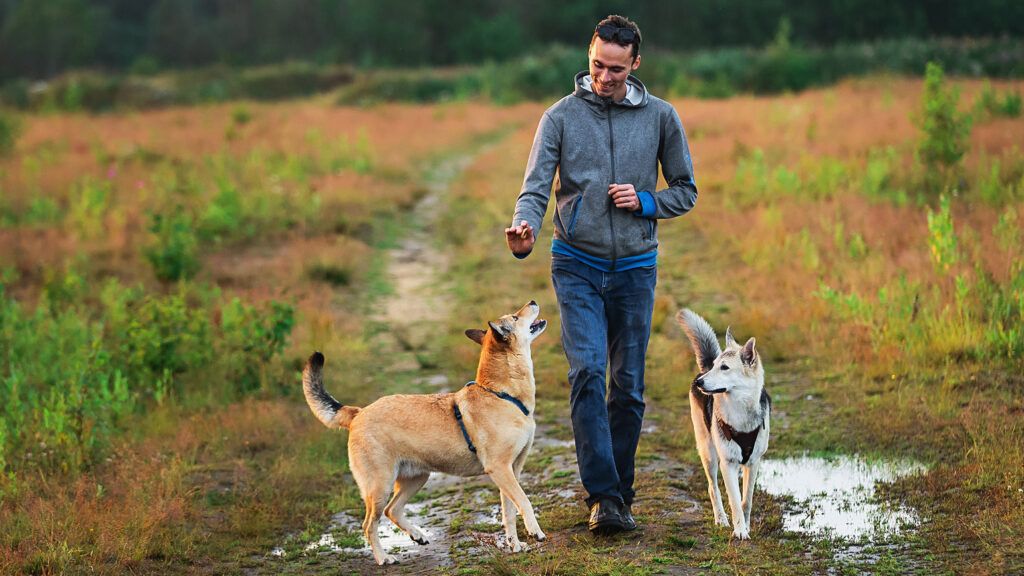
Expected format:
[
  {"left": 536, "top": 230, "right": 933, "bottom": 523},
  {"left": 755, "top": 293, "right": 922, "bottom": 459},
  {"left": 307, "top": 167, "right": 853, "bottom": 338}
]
[{"left": 1, "top": 72, "right": 1022, "bottom": 575}]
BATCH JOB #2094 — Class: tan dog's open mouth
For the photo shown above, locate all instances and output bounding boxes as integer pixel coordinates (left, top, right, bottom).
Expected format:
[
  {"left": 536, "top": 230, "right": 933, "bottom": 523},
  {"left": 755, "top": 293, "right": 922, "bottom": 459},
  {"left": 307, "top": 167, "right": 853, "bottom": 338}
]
[{"left": 530, "top": 319, "right": 546, "bottom": 334}]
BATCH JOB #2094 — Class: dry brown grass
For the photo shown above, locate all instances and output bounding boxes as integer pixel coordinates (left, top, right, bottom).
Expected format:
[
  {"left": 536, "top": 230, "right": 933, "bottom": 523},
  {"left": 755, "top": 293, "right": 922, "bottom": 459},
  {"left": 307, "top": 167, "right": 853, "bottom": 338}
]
[{"left": 0, "top": 399, "right": 360, "bottom": 575}]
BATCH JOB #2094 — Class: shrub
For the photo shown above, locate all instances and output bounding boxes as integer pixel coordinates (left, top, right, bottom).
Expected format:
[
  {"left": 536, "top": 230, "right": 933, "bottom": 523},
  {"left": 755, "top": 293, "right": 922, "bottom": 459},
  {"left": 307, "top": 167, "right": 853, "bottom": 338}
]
[
  {"left": 862, "top": 147, "right": 908, "bottom": 204},
  {"left": 0, "top": 108, "right": 20, "bottom": 156},
  {"left": 973, "top": 82, "right": 1023, "bottom": 121},
  {"left": 926, "top": 194, "right": 959, "bottom": 275},
  {"left": 198, "top": 184, "right": 246, "bottom": 242},
  {"left": 0, "top": 275, "right": 297, "bottom": 476},
  {"left": 917, "top": 62, "right": 972, "bottom": 193},
  {"left": 68, "top": 177, "right": 111, "bottom": 240},
  {"left": 144, "top": 209, "right": 201, "bottom": 282},
  {"left": 219, "top": 298, "right": 295, "bottom": 393}
]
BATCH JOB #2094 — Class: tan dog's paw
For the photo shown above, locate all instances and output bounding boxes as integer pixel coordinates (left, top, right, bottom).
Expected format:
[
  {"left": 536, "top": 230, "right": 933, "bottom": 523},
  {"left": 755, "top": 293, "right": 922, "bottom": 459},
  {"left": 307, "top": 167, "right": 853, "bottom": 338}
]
[
  {"left": 409, "top": 526, "right": 429, "bottom": 545},
  {"left": 531, "top": 529, "right": 546, "bottom": 541},
  {"left": 732, "top": 527, "right": 750, "bottom": 540},
  {"left": 714, "top": 513, "right": 730, "bottom": 527},
  {"left": 375, "top": 553, "right": 400, "bottom": 565}
]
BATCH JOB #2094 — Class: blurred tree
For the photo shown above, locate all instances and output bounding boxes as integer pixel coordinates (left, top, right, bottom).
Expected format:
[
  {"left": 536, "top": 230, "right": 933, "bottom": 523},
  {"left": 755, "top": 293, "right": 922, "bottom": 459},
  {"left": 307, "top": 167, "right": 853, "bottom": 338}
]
[
  {"left": 0, "top": 0, "right": 109, "bottom": 79},
  {"left": 0, "top": 0, "right": 1022, "bottom": 81},
  {"left": 148, "top": 0, "right": 217, "bottom": 67}
]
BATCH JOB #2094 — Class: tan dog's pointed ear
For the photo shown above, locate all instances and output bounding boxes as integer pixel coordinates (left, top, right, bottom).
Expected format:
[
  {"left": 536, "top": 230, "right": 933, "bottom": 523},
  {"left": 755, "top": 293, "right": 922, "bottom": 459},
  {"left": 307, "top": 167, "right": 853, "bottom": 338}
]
[
  {"left": 488, "top": 321, "right": 510, "bottom": 343},
  {"left": 465, "top": 329, "right": 487, "bottom": 345}
]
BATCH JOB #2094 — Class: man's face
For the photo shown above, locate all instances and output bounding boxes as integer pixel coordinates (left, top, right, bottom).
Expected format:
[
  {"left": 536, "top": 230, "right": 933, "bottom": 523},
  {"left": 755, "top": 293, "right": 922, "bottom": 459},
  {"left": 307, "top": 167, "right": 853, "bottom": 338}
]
[{"left": 588, "top": 36, "right": 641, "bottom": 100}]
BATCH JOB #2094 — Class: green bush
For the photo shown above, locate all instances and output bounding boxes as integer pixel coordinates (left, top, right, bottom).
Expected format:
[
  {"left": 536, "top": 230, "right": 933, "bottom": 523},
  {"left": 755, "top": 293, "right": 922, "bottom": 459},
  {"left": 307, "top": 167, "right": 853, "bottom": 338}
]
[
  {"left": 235, "top": 62, "right": 354, "bottom": 101},
  {"left": 973, "top": 82, "right": 1023, "bottom": 122},
  {"left": 926, "top": 195, "right": 959, "bottom": 274},
  {"left": 862, "top": 147, "right": 908, "bottom": 204},
  {"left": 144, "top": 209, "right": 201, "bottom": 281},
  {"left": 198, "top": 183, "right": 247, "bottom": 242},
  {"left": 0, "top": 108, "right": 20, "bottom": 156},
  {"left": 0, "top": 276, "right": 296, "bottom": 476},
  {"left": 0, "top": 284, "right": 134, "bottom": 474},
  {"left": 220, "top": 298, "right": 295, "bottom": 393},
  {"left": 917, "top": 62, "right": 972, "bottom": 193}
]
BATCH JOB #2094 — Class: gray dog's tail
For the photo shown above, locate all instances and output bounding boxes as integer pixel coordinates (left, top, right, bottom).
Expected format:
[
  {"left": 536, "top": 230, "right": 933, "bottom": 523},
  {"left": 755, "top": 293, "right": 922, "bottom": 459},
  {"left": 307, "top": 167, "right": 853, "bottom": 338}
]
[
  {"left": 302, "top": 352, "right": 360, "bottom": 429},
  {"left": 676, "top": 309, "right": 721, "bottom": 372}
]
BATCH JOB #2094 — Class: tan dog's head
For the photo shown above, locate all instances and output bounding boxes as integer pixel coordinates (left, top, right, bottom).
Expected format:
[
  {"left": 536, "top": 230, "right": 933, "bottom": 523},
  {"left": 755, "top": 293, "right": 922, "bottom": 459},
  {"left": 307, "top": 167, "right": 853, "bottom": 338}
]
[{"left": 465, "top": 300, "right": 546, "bottom": 350}]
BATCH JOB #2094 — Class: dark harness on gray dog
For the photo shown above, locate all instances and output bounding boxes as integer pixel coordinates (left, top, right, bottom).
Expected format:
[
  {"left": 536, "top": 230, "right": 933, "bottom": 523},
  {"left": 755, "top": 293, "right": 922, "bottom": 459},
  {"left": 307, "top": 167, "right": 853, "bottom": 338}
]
[
  {"left": 717, "top": 417, "right": 765, "bottom": 465},
  {"left": 694, "top": 376, "right": 771, "bottom": 465},
  {"left": 452, "top": 381, "right": 530, "bottom": 454}
]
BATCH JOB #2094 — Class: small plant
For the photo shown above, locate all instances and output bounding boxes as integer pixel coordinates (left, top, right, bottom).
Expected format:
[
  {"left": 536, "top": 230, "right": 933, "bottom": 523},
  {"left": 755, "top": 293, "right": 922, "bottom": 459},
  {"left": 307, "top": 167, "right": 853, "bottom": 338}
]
[
  {"left": 220, "top": 298, "right": 295, "bottom": 392},
  {"left": 69, "top": 177, "right": 111, "bottom": 240},
  {"left": 198, "top": 183, "right": 246, "bottom": 242},
  {"left": 977, "top": 160, "right": 1007, "bottom": 204},
  {"left": 231, "top": 105, "right": 253, "bottom": 126},
  {"left": 144, "top": 209, "right": 201, "bottom": 281},
  {"left": 861, "top": 147, "right": 907, "bottom": 204},
  {"left": 0, "top": 109, "right": 21, "bottom": 156},
  {"left": 1001, "top": 91, "right": 1023, "bottom": 117},
  {"left": 926, "top": 195, "right": 959, "bottom": 275},
  {"left": 917, "top": 62, "right": 972, "bottom": 193},
  {"left": 973, "top": 82, "right": 1022, "bottom": 121}
]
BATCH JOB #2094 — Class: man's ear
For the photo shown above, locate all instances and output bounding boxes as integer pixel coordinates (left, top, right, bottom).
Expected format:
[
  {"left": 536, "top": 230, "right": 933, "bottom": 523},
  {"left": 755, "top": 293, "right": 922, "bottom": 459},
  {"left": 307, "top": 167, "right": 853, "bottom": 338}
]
[
  {"left": 465, "top": 329, "right": 486, "bottom": 345},
  {"left": 488, "top": 321, "right": 510, "bottom": 343},
  {"left": 631, "top": 53, "right": 641, "bottom": 71},
  {"left": 741, "top": 337, "right": 758, "bottom": 366}
]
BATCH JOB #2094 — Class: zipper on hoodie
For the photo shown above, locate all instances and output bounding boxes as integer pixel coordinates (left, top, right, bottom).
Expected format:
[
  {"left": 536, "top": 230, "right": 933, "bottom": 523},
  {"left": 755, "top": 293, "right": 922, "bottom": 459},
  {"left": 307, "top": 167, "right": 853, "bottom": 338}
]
[{"left": 605, "top": 101, "right": 618, "bottom": 271}]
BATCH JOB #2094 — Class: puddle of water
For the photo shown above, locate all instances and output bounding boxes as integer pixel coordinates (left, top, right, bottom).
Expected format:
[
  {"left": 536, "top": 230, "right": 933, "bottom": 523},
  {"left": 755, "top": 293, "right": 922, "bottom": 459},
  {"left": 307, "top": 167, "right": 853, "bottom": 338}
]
[
  {"left": 272, "top": 475, "right": 507, "bottom": 564},
  {"left": 758, "top": 454, "right": 926, "bottom": 540}
]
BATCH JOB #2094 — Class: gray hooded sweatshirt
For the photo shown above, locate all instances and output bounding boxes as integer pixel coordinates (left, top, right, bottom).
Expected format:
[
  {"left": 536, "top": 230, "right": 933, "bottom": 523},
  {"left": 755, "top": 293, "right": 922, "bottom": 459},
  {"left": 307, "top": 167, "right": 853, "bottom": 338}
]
[{"left": 512, "top": 71, "right": 698, "bottom": 269}]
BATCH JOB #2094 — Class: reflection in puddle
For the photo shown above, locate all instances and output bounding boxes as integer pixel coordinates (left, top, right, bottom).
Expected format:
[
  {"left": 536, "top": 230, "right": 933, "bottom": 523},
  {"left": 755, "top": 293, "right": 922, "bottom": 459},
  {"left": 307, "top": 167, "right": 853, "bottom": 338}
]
[{"left": 758, "top": 454, "right": 926, "bottom": 540}]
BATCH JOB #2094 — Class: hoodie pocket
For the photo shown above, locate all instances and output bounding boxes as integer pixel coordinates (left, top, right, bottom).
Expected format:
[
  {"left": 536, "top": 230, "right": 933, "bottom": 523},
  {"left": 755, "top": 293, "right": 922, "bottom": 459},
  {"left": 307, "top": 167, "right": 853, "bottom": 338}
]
[{"left": 564, "top": 196, "right": 582, "bottom": 240}]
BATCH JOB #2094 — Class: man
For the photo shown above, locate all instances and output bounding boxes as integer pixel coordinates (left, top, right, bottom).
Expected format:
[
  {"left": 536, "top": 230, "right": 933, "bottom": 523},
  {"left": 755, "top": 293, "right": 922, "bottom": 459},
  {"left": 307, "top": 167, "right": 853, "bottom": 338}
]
[{"left": 505, "top": 15, "right": 698, "bottom": 536}]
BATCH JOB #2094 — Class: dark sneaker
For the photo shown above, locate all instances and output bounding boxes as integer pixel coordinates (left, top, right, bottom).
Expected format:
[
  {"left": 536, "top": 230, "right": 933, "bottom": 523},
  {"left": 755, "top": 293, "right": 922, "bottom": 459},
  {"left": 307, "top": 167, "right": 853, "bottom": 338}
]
[
  {"left": 621, "top": 503, "right": 637, "bottom": 531},
  {"left": 588, "top": 499, "right": 626, "bottom": 536}
]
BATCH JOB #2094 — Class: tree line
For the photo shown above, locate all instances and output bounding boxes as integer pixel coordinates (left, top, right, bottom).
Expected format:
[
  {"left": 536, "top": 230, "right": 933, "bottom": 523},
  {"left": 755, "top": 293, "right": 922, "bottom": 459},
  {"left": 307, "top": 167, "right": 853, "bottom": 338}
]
[{"left": 1, "top": 0, "right": 1022, "bottom": 81}]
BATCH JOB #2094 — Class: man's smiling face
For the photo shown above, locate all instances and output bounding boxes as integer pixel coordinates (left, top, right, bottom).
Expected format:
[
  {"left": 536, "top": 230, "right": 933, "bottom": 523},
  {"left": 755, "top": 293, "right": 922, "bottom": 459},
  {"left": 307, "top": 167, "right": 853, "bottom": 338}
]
[{"left": 588, "top": 37, "right": 640, "bottom": 101}]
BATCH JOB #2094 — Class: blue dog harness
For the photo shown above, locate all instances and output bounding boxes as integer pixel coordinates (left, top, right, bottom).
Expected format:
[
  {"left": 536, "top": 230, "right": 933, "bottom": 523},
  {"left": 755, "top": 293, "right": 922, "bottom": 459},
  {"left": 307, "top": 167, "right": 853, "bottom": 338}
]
[{"left": 452, "top": 381, "right": 530, "bottom": 454}]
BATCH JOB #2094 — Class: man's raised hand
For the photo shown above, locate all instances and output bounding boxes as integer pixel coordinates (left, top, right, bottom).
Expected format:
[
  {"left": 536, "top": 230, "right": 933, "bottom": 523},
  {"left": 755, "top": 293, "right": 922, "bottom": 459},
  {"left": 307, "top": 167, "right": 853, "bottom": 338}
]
[{"left": 505, "top": 220, "right": 536, "bottom": 255}]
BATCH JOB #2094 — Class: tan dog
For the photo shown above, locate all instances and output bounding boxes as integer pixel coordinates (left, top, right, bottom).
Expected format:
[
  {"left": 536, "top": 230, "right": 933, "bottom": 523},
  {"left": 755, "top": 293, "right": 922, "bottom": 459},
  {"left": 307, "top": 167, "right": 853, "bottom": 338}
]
[{"left": 302, "top": 301, "right": 548, "bottom": 565}]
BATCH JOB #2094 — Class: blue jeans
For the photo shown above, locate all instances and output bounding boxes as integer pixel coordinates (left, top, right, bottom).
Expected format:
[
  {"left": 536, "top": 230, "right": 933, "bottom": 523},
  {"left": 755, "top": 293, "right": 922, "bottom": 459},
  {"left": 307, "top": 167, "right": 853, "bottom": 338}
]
[{"left": 551, "top": 254, "right": 656, "bottom": 507}]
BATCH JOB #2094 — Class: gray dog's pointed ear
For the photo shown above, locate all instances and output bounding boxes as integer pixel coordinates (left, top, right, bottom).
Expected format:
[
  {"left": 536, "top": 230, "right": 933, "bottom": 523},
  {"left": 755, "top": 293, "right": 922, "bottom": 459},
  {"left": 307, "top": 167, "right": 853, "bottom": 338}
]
[
  {"left": 741, "top": 337, "right": 758, "bottom": 366},
  {"left": 488, "top": 321, "right": 510, "bottom": 343},
  {"left": 725, "top": 326, "right": 738, "bottom": 348},
  {"left": 465, "top": 329, "right": 487, "bottom": 345}
]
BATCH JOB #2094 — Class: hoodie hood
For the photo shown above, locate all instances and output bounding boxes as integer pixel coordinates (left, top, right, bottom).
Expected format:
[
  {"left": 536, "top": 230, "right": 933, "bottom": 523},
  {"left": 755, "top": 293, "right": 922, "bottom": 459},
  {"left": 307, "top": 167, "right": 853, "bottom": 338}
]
[{"left": 573, "top": 70, "right": 649, "bottom": 108}]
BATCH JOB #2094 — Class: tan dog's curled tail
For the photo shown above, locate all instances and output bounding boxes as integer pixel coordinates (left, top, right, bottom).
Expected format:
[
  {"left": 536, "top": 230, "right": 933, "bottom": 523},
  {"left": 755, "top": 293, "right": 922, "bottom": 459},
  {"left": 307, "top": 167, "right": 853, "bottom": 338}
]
[{"left": 302, "top": 352, "right": 360, "bottom": 429}]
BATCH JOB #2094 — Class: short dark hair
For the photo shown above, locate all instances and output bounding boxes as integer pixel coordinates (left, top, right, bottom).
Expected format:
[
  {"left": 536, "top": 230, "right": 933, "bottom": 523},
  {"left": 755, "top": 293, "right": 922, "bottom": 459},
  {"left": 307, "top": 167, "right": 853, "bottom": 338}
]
[{"left": 591, "top": 15, "right": 642, "bottom": 59}]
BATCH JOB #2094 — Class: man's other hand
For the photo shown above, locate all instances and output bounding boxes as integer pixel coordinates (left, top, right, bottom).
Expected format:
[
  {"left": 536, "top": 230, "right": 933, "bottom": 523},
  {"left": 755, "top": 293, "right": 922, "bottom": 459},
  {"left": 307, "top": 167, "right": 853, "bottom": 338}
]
[
  {"left": 505, "top": 220, "right": 536, "bottom": 255},
  {"left": 609, "top": 183, "right": 640, "bottom": 211}
]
